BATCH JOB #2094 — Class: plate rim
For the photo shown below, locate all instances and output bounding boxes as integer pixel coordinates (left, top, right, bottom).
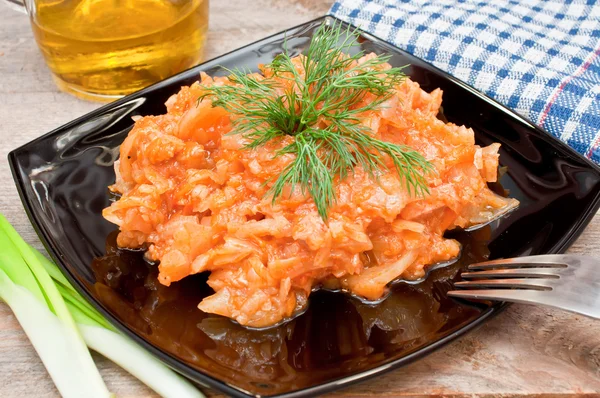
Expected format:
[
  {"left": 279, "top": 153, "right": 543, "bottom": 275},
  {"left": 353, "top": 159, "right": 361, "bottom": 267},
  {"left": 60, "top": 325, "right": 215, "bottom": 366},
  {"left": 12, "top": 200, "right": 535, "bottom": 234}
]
[{"left": 8, "top": 15, "right": 600, "bottom": 398}]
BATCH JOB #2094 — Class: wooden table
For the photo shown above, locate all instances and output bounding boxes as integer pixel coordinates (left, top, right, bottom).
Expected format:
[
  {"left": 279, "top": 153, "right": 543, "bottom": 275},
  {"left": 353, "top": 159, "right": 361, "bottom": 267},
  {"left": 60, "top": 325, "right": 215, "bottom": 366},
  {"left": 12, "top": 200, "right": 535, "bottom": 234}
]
[{"left": 1, "top": 1, "right": 599, "bottom": 396}]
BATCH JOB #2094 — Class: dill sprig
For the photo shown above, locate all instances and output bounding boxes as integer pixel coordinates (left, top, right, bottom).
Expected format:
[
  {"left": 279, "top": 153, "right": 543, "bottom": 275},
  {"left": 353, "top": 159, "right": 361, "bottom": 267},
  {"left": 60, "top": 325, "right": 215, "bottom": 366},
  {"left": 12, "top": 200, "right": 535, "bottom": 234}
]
[{"left": 199, "top": 22, "right": 434, "bottom": 220}]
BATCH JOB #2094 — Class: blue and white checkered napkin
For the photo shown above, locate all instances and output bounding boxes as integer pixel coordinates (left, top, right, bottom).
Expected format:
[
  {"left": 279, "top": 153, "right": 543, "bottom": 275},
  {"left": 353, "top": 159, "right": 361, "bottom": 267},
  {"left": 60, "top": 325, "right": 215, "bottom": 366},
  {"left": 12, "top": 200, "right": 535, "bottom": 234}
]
[{"left": 329, "top": 0, "right": 600, "bottom": 164}]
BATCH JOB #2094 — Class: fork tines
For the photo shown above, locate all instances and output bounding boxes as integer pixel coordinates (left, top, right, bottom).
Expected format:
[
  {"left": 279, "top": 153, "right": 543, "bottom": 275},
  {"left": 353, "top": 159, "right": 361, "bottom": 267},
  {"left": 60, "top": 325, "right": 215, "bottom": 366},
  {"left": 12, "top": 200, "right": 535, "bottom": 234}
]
[
  {"left": 448, "top": 255, "right": 567, "bottom": 298},
  {"left": 446, "top": 254, "right": 600, "bottom": 319}
]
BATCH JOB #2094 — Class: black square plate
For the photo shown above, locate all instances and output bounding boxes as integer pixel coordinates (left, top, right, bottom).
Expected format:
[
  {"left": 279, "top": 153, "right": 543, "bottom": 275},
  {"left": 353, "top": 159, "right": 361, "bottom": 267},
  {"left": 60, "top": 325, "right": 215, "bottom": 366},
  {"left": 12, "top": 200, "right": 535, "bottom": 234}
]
[{"left": 9, "top": 16, "right": 600, "bottom": 398}]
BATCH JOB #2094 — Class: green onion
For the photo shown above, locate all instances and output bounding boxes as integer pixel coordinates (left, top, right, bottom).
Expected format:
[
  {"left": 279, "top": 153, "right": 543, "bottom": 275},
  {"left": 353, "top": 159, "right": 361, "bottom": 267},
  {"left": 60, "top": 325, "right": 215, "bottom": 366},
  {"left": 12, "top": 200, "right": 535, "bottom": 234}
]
[{"left": 0, "top": 214, "right": 204, "bottom": 398}]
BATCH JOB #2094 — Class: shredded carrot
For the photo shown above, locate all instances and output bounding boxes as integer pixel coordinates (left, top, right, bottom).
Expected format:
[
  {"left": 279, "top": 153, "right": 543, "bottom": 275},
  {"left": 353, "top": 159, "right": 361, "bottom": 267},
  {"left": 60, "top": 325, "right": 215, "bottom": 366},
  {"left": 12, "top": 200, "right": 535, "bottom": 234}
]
[{"left": 103, "top": 55, "right": 517, "bottom": 327}]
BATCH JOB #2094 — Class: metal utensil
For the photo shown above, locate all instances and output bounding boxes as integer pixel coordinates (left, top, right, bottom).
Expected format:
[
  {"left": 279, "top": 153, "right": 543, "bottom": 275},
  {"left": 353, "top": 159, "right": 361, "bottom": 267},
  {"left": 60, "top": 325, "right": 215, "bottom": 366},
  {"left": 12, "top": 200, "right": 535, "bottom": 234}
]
[{"left": 447, "top": 254, "right": 600, "bottom": 319}]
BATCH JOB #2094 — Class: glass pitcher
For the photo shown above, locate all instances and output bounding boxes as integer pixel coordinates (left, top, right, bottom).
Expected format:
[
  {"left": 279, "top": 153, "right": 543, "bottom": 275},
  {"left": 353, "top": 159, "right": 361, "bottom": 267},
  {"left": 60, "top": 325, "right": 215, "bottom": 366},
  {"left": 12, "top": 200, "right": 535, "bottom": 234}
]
[{"left": 5, "top": 0, "right": 209, "bottom": 101}]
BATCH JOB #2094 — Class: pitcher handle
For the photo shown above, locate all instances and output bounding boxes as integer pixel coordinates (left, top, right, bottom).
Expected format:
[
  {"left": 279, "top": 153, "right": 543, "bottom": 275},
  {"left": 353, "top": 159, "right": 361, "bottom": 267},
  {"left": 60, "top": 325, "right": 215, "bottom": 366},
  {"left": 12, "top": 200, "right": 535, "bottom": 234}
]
[{"left": 2, "top": 0, "right": 27, "bottom": 13}]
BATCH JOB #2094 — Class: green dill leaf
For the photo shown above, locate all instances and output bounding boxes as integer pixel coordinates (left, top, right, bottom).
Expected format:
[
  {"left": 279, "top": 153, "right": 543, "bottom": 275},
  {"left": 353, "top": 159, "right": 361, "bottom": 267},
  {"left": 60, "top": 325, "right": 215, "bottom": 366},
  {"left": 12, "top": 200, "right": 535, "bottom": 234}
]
[{"left": 199, "top": 21, "right": 434, "bottom": 220}]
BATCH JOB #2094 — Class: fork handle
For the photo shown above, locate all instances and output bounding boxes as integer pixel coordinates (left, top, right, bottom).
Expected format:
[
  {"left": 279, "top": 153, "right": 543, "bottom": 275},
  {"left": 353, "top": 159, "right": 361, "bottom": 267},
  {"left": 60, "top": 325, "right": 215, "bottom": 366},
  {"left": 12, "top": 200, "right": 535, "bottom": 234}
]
[{"left": 447, "top": 289, "right": 600, "bottom": 320}]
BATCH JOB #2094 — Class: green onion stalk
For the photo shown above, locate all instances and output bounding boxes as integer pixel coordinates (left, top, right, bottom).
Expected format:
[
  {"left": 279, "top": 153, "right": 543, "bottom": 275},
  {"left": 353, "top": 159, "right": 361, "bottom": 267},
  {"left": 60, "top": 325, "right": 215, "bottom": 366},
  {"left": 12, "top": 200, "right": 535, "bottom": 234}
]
[{"left": 0, "top": 214, "right": 204, "bottom": 398}]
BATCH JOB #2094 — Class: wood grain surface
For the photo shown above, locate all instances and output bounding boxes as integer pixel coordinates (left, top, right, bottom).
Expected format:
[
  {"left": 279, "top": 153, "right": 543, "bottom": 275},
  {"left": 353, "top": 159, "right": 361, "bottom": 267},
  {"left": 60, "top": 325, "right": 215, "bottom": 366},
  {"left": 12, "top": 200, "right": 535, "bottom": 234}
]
[{"left": 1, "top": 1, "right": 599, "bottom": 396}]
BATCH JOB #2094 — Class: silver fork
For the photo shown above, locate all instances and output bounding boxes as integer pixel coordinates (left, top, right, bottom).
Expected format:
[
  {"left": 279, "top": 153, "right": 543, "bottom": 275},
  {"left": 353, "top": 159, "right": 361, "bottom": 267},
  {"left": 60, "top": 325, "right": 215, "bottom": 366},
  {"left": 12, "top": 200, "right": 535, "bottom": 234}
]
[{"left": 447, "top": 254, "right": 600, "bottom": 319}]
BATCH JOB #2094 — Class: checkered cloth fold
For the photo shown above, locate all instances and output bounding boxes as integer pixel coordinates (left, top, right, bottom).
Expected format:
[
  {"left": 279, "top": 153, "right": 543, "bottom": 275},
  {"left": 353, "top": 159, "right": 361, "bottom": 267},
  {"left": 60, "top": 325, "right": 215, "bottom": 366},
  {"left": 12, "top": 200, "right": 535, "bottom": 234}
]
[{"left": 329, "top": 0, "right": 600, "bottom": 164}]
